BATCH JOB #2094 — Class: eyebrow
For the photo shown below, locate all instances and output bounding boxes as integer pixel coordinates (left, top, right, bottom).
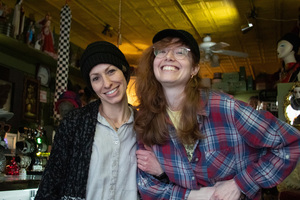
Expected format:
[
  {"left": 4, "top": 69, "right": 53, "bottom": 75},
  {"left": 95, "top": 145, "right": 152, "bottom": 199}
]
[{"left": 90, "top": 64, "right": 114, "bottom": 76}]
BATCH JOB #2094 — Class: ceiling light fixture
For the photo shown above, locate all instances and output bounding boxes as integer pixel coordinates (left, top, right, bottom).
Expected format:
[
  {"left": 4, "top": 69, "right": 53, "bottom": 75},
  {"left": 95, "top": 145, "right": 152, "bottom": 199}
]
[
  {"left": 102, "top": 24, "right": 113, "bottom": 37},
  {"left": 241, "top": 15, "right": 253, "bottom": 34},
  {"left": 241, "top": 22, "right": 253, "bottom": 33}
]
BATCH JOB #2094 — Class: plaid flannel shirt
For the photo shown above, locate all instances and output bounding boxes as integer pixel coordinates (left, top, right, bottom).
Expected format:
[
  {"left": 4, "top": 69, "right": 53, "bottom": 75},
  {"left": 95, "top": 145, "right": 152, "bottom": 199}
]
[{"left": 137, "top": 90, "right": 300, "bottom": 200}]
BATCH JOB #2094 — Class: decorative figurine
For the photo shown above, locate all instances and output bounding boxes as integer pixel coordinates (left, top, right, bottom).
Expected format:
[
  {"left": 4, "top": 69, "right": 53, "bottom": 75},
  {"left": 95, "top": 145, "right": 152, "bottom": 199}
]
[
  {"left": 26, "top": 21, "right": 35, "bottom": 46},
  {"left": 12, "top": 0, "right": 25, "bottom": 39},
  {"left": 36, "top": 12, "right": 57, "bottom": 59}
]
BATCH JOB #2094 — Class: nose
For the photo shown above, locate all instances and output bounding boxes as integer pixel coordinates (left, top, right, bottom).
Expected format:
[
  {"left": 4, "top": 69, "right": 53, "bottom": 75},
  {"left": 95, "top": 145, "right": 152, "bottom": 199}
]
[
  {"left": 102, "top": 75, "right": 112, "bottom": 88},
  {"left": 165, "top": 49, "right": 175, "bottom": 60}
]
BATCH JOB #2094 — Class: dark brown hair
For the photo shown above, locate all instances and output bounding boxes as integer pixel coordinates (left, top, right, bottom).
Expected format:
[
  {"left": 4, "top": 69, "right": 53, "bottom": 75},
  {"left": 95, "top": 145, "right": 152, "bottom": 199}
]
[{"left": 134, "top": 37, "right": 206, "bottom": 146}]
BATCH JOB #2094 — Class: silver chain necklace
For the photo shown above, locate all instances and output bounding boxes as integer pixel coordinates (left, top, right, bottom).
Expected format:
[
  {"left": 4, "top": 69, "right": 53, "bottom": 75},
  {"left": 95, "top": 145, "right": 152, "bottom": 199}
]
[{"left": 100, "top": 106, "right": 129, "bottom": 131}]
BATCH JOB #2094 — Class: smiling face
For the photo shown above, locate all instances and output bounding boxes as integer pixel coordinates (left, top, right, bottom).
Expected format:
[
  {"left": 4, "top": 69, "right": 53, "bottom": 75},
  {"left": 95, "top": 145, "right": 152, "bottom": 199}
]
[
  {"left": 153, "top": 38, "right": 199, "bottom": 89},
  {"left": 89, "top": 63, "right": 127, "bottom": 106}
]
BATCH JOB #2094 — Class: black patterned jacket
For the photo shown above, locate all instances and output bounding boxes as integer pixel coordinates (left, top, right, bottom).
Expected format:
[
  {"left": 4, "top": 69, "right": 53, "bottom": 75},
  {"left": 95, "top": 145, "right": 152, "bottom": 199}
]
[{"left": 35, "top": 99, "right": 100, "bottom": 200}]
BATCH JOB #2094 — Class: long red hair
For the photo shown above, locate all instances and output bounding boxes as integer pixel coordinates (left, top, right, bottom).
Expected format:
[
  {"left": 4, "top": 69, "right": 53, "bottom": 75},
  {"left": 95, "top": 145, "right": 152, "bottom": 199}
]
[{"left": 134, "top": 37, "right": 207, "bottom": 146}]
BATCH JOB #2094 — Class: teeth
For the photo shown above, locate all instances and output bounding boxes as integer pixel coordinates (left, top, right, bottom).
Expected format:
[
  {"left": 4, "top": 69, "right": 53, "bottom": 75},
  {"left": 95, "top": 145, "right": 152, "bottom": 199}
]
[
  {"left": 106, "top": 88, "right": 117, "bottom": 95},
  {"left": 162, "top": 66, "right": 177, "bottom": 71}
]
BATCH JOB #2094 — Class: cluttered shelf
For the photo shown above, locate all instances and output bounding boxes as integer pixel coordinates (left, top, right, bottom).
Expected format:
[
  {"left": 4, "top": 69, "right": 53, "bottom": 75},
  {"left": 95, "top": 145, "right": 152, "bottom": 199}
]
[{"left": 0, "top": 33, "right": 81, "bottom": 78}]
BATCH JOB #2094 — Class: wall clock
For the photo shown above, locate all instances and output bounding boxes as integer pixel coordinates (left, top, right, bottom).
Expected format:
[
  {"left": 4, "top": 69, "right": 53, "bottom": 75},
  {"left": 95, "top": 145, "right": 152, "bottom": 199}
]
[{"left": 37, "top": 65, "right": 50, "bottom": 87}]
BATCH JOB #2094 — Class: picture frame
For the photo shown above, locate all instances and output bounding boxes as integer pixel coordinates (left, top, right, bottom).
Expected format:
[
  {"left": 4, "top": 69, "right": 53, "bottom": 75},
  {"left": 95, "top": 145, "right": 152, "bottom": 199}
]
[
  {"left": 22, "top": 76, "right": 40, "bottom": 122},
  {"left": 284, "top": 82, "right": 300, "bottom": 126},
  {"left": 0, "top": 79, "right": 13, "bottom": 112},
  {"left": 36, "top": 64, "right": 51, "bottom": 87}
]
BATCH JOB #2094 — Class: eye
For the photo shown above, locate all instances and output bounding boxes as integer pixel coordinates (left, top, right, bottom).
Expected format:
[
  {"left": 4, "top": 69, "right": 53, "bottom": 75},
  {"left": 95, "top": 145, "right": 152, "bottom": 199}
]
[
  {"left": 160, "top": 49, "right": 167, "bottom": 54},
  {"left": 156, "top": 49, "right": 167, "bottom": 56},
  {"left": 91, "top": 76, "right": 99, "bottom": 82},
  {"left": 107, "top": 69, "right": 116, "bottom": 75},
  {"left": 175, "top": 48, "right": 184, "bottom": 55}
]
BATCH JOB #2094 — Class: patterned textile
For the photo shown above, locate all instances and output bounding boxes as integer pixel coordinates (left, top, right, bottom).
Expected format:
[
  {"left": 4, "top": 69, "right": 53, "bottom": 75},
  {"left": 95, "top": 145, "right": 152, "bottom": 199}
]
[
  {"left": 137, "top": 90, "right": 300, "bottom": 200},
  {"left": 53, "top": 4, "right": 72, "bottom": 122},
  {"left": 166, "top": 108, "right": 195, "bottom": 161},
  {"left": 35, "top": 100, "right": 100, "bottom": 199}
]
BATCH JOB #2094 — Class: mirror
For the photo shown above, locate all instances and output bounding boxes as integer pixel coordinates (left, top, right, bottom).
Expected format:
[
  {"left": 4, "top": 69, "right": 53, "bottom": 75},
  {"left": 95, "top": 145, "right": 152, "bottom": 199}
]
[{"left": 284, "top": 82, "right": 300, "bottom": 126}]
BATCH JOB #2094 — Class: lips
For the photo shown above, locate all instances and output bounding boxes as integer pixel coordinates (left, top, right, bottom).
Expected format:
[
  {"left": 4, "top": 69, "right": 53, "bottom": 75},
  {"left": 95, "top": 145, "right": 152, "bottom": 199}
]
[
  {"left": 105, "top": 87, "right": 118, "bottom": 95},
  {"left": 161, "top": 65, "right": 179, "bottom": 71}
]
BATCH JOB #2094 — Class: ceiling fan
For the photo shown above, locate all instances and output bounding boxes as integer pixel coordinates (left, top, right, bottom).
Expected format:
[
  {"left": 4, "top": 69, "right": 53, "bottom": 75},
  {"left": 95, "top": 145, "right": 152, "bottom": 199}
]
[{"left": 199, "top": 34, "right": 248, "bottom": 67}]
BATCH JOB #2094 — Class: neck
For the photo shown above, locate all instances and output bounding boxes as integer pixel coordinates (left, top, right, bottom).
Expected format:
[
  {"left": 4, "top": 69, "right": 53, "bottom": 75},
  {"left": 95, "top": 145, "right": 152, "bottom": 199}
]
[
  {"left": 99, "top": 100, "right": 130, "bottom": 130},
  {"left": 282, "top": 52, "right": 296, "bottom": 64},
  {"left": 164, "top": 87, "right": 185, "bottom": 111}
]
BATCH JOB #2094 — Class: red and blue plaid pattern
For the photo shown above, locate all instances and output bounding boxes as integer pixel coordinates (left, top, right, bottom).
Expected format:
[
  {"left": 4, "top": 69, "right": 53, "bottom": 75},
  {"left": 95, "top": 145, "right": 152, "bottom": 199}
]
[{"left": 137, "top": 90, "right": 300, "bottom": 200}]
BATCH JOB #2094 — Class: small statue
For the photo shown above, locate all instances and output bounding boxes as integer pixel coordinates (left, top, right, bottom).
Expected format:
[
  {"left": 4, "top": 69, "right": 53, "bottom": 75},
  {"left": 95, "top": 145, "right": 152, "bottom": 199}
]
[
  {"left": 18, "top": 155, "right": 31, "bottom": 176},
  {"left": 26, "top": 21, "right": 35, "bottom": 46},
  {"left": 12, "top": 0, "right": 25, "bottom": 39},
  {"left": 36, "top": 12, "right": 57, "bottom": 59}
]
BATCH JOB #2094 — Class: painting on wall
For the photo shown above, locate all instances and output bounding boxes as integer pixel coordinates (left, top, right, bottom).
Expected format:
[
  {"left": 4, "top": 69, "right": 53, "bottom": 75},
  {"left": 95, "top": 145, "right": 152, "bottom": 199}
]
[
  {"left": 0, "top": 79, "right": 13, "bottom": 112},
  {"left": 22, "top": 76, "right": 40, "bottom": 122}
]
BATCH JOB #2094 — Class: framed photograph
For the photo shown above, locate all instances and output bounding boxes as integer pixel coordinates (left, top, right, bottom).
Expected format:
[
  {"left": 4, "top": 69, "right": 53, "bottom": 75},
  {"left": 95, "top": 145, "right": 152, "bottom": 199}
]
[
  {"left": 23, "top": 76, "right": 40, "bottom": 122},
  {"left": 36, "top": 65, "right": 51, "bottom": 87},
  {"left": 0, "top": 79, "right": 13, "bottom": 112},
  {"left": 5, "top": 133, "right": 16, "bottom": 149}
]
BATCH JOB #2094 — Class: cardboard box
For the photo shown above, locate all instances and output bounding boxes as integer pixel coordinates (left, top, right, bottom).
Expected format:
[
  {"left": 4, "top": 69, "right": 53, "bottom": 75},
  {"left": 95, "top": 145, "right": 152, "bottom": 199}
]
[
  {"left": 212, "top": 82, "right": 229, "bottom": 92},
  {"left": 222, "top": 72, "right": 239, "bottom": 82},
  {"left": 229, "top": 81, "right": 247, "bottom": 92}
]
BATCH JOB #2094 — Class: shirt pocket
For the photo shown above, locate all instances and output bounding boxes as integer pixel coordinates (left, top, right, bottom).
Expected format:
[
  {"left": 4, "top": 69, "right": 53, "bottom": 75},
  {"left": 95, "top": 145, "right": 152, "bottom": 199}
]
[{"left": 205, "top": 147, "right": 236, "bottom": 183}]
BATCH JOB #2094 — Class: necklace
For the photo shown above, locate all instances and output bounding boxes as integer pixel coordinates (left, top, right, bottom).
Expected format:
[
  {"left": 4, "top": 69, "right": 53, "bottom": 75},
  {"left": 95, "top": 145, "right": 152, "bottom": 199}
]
[{"left": 100, "top": 106, "right": 130, "bottom": 131}]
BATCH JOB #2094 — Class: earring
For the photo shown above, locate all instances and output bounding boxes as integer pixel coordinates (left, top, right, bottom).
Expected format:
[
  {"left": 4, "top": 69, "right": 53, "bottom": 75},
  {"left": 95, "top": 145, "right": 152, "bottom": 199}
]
[{"left": 191, "top": 74, "right": 194, "bottom": 79}]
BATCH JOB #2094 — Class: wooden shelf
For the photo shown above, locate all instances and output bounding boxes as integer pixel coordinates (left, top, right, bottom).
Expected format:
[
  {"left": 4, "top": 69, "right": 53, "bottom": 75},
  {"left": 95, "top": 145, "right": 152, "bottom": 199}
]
[{"left": 0, "top": 34, "right": 81, "bottom": 77}]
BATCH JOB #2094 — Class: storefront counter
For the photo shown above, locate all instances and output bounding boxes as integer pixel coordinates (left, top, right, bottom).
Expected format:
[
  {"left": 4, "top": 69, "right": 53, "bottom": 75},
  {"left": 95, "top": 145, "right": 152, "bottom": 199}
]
[{"left": 0, "top": 174, "right": 41, "bottom": 199}]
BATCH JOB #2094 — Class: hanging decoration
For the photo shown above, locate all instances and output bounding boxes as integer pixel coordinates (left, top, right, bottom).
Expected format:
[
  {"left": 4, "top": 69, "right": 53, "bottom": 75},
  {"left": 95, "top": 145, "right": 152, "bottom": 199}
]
[
  {"left": 117, "top": 0, "right": 122, "bottom": 47},
  {"left": 53, "top": 2, "right": 72, "bottom": 124}
]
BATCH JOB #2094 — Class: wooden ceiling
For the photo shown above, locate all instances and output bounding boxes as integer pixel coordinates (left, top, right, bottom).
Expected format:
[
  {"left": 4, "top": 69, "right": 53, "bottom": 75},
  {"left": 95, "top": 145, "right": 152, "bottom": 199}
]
[{"left": 2, "top": 0, "right": 300, "bottom": 80}]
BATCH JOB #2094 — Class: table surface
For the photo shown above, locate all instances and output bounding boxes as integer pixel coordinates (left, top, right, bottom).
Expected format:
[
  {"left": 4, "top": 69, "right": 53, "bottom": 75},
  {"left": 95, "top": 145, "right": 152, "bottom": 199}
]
[{"left": 0, "top": 174, "right": 42, "bottom": 191}]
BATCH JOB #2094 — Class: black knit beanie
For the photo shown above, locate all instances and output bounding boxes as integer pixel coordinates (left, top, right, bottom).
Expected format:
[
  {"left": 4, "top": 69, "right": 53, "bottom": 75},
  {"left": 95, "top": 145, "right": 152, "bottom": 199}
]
[
  {"left": 79, "top": 41, "right": 130, "bottom": 91},
  {"left": 278, "top": 32, "right": 300, "bottom": 54}
]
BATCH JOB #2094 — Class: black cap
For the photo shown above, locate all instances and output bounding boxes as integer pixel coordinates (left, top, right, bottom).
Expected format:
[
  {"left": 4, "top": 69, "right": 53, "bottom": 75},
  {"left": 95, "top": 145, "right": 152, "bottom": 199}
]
[
  {"left": 79, "top": 41, "right": 130, "bottom": 91},
  {"left": 152, "top": 29, "right": 200, "bottom": 63}
]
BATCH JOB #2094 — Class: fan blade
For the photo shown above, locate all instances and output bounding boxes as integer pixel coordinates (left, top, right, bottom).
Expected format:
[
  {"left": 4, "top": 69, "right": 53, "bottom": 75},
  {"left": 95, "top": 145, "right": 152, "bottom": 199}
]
[
  {"left": 199, "top": 41, "right": 216, "bottom": 50},
  {"left": 210, "top": 42, "right": 229, "bottom": 51},
  {"left": 210, "top": 54, "right": 220, "bottom": 67},
  {"left": 212, "top": 49, "right": 248, "bottom": 58}
]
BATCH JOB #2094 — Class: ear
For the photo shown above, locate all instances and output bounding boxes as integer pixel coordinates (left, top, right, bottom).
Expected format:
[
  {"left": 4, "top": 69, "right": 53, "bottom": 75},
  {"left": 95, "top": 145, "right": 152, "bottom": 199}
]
[{"left": 192, "top": 64, "right": 200, "bottom": 76}]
